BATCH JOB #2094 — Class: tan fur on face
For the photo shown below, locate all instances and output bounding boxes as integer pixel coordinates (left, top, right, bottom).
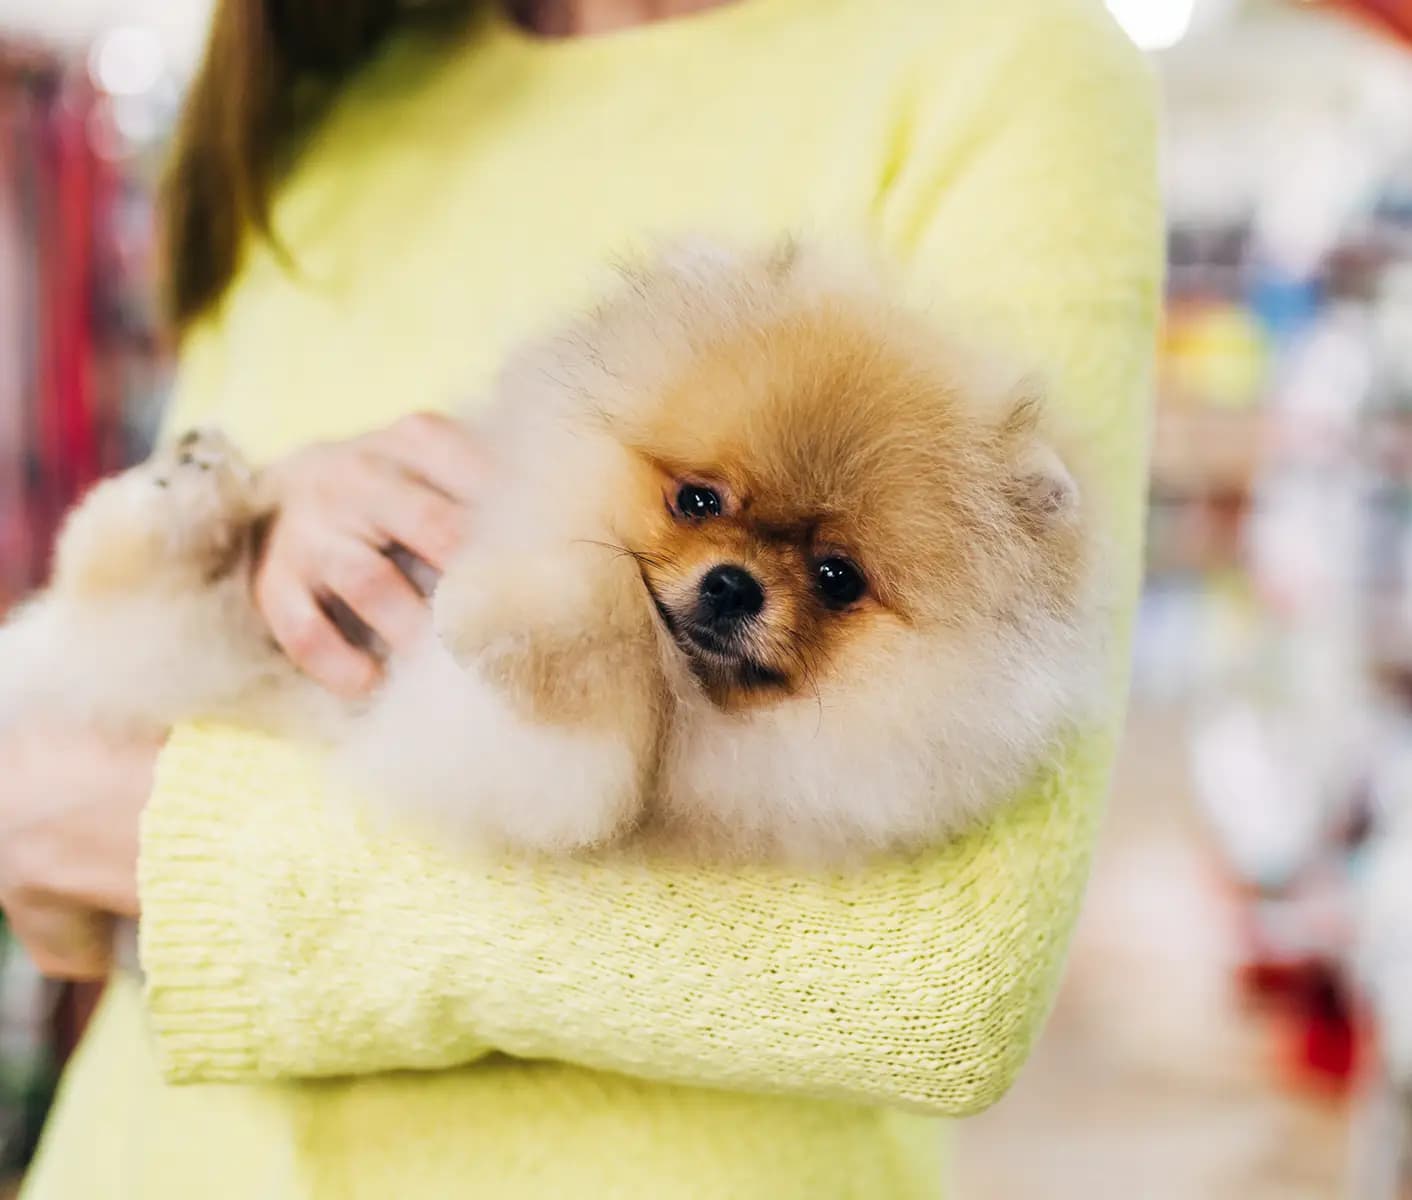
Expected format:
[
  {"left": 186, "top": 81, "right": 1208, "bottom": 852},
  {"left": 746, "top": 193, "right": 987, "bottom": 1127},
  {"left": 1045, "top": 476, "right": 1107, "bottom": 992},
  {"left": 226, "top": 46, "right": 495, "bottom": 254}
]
[{"left": 620, "top": 303, "right": 1087, "bottom": 713}]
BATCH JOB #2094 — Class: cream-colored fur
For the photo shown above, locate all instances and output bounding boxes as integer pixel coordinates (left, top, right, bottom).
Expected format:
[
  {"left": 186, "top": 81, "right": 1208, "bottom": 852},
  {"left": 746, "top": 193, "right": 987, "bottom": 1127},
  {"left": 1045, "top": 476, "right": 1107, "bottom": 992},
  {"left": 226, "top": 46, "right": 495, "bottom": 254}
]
[{"left": 0, "top": 240, "right": 1108, "bottom": 864}]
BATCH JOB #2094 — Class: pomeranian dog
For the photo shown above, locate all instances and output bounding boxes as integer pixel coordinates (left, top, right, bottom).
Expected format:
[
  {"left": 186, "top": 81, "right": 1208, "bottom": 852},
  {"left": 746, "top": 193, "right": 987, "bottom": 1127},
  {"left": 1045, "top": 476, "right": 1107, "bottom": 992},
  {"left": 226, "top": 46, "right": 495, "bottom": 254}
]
[{"left": 0, "top": 239, "right": 1107, "bottom": 864}]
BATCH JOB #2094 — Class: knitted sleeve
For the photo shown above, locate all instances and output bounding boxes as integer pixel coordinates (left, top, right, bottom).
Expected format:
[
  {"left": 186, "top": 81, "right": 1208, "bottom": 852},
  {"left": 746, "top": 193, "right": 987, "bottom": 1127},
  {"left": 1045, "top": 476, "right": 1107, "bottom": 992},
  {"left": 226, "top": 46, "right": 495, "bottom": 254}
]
[{"left": 139, "top": 8, "right": 1161, "bottom": 1115}]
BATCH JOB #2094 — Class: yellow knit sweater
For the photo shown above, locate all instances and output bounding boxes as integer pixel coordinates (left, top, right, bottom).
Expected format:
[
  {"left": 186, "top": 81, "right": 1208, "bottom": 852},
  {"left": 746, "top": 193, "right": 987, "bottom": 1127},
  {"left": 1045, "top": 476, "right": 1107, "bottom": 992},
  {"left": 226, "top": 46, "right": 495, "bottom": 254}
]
[{"left": 24, "top": 1, "right": 1160, "bottom": 1195}]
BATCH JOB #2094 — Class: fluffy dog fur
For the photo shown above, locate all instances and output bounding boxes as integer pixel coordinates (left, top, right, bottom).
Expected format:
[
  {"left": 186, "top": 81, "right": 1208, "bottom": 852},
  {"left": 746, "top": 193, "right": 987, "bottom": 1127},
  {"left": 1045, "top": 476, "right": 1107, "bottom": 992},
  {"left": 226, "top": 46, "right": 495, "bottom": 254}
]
[{"left": 0, "top": 240, "right": 1107, "bottom": 864}]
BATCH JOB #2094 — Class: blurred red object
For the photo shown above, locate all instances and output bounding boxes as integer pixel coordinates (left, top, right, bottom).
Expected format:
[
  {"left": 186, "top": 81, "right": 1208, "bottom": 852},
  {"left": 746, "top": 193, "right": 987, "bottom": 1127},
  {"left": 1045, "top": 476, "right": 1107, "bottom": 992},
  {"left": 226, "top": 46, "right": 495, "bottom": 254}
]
[
  {"left": 1241, "top": 959, "right": 1362, "bottom": 1092},
  {"left": 1319, "top": 0, "right": 1412, "bottom": 45},
  {"left": 1294, "top": 969, "right": 1359, "bottom": 1088}
]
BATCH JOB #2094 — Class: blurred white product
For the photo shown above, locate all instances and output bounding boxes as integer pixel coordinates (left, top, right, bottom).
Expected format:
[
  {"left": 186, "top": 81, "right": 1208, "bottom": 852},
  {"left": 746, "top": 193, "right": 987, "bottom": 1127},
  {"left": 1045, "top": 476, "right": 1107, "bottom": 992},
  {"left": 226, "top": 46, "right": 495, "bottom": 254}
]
[
  {"left": 1160, "top": 7, "right": 1412, "bottom": 257},
  {"left": 90, "top": 25, "right": 165, "bottom": 96},
  {"left": 1107, "top": 0, "right": 1237, "bottom": 53},
  {"left": 1245, "top": 306, "right": 1369, "bottom": 632},
  {"left": 1256, "top": 113, "right": 1388, "bottom": 277},
  {"left": 1190, "top": 704, "right": 1333, "bottom": 890},
  {"left": 1247, "top": 470, "right": 1364, "bottom": 615},
  {"left": 1106, "top": 0, "right": 1196, "bottom": 51},
  {"left": 1273, "top": 303, "right": 1374, "bottom": 436}
]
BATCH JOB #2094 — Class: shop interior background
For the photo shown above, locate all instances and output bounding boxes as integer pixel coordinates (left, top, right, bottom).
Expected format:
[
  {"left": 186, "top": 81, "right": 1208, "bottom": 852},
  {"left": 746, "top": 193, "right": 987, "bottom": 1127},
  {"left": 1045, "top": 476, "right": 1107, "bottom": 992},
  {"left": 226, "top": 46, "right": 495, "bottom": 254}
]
[{"left": 3, "top": 0, "right": 1412, "bottom": 1195}]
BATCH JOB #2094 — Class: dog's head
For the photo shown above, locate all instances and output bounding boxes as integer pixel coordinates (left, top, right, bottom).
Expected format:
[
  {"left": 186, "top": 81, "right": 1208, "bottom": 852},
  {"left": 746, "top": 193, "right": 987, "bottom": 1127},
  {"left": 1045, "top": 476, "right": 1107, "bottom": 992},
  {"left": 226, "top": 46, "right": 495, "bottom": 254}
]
[{"left": 590, "top": 244, "right": 1088, "bottom": 712}]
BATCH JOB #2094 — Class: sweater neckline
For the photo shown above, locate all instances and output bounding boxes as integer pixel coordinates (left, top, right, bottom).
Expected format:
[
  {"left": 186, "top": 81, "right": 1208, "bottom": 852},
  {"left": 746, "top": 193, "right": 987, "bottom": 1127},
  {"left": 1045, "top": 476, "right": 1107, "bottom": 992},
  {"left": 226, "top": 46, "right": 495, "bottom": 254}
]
[{"left": 482, "top": 0, "right": 804, "bottom": 62}]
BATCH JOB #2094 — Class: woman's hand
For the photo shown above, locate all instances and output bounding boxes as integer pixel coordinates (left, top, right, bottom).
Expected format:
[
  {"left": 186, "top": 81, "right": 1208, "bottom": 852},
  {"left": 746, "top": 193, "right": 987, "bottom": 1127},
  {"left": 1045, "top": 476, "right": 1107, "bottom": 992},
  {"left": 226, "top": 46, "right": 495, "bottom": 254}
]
[
  {"left": 255, "top": 413, "right": 481, "bottom": 696},
  {"left": 0, "top": 723, "right": 158, "bottom": 980}
]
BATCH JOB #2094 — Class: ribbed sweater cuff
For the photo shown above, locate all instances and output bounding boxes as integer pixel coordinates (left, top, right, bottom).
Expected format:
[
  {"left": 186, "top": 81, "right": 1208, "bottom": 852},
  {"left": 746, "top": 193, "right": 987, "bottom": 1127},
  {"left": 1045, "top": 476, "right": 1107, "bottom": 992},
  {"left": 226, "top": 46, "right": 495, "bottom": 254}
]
[{"left": 139, "top": 725, "right": 268, "bottom": 1081}]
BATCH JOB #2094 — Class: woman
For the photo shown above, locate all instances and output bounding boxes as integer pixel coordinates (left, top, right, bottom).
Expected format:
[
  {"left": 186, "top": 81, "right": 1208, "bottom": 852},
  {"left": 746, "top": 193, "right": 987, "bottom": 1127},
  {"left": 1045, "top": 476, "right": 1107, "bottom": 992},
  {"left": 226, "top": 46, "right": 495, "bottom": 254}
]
[{"left": 0, "top": 0, "right": 1160, "bottom": 1194}]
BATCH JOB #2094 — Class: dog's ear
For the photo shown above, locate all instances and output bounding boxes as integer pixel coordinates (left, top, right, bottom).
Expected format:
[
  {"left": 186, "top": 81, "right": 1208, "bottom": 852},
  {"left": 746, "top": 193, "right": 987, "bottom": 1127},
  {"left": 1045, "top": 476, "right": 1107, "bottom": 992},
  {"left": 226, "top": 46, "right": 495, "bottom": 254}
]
[
  {"left": 1012, "top": 442, "right": 1078, "bottom": 518},
  {"left": 1000, "top": 389, "right": 1079, "bottom": 522}
]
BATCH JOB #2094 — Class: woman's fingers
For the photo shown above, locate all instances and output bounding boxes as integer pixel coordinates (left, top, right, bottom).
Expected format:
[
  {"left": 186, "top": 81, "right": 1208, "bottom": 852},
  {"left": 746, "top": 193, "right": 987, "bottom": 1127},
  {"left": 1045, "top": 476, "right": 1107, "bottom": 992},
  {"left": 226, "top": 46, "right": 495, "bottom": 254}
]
[
  {"left": 321, "top": 538, "right": 430, "bottom": 653},
  {"left": 356, "top": 467, "right": 468, "bottom": 572},
  {"left": 252, "top": 413, "right": 483, "bottom": 696},
  {"left": 257, "top": 532, "right": 428, "bottom": 693},
  {"left": 255, "top": 561, "right": 380, "bottom": 697},
  {"left": 376, "top": 412, "right": 484, "bottom": 505},
  {"left": 3, "top": 896, "right": 113, "bottom": 981}
]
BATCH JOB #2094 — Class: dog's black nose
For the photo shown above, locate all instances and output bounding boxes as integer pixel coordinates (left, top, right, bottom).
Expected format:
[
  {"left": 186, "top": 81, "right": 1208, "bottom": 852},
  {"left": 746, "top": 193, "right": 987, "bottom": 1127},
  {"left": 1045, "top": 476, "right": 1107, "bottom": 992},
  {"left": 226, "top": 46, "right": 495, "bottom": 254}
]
[{"left": 698, "top": 564, "right": 764, "bottom": 627}]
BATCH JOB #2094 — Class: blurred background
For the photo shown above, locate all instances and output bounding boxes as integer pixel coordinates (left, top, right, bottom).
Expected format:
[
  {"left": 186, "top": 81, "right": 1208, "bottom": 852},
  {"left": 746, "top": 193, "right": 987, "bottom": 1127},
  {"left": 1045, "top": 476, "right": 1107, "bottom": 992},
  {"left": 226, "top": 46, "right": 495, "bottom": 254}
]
[{"left": 2, "top": 0, "right": 1412, "bottom": 1195}]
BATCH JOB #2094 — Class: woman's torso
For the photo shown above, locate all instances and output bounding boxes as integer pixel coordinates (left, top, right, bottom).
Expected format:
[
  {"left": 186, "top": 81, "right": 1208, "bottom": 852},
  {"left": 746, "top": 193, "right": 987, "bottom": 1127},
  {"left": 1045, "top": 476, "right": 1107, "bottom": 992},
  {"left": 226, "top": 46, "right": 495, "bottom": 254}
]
[{"left": 26, "top": 0, "right": 1094, "bottom": 1194}]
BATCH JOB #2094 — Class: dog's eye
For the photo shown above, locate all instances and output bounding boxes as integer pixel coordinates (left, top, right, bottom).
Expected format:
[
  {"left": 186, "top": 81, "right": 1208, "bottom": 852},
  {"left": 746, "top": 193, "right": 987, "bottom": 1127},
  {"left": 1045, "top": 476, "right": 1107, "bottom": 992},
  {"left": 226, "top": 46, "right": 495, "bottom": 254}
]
[
  {"left": 816, "top": 557, "right": 866, "bottom": 608},
  {"left": 676, "top": 484, "right": 722, "bottom": 520}
]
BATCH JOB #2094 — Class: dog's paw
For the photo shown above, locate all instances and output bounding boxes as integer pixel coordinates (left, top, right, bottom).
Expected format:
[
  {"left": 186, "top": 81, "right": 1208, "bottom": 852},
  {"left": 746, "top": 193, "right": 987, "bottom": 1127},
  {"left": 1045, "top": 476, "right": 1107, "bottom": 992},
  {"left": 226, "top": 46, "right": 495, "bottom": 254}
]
[
  {"left": 53, "top": 429, "right": 258, "bottom": 596},
  {"left": 433, "top": 550, "right": 599, "bottom": 727},
  {"left": 432, "top": 552, "right": 516, "bottom": 664},
  {"left": 148, "top": 428, "right": 249, "bottom": 501},
  {"left": 432, "top": 549, "right": 584, "bottom": 665},
  {"left": 143, "top": 429, "right": 256, "bottom": 560}
]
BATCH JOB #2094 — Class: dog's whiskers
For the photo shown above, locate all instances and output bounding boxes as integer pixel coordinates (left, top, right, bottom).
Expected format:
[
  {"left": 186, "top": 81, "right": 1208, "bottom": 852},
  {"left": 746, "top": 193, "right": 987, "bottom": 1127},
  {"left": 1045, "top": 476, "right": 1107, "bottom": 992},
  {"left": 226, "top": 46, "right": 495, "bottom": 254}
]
[{"left": 572, "top": 539, "right": 678, "bottom": 573}]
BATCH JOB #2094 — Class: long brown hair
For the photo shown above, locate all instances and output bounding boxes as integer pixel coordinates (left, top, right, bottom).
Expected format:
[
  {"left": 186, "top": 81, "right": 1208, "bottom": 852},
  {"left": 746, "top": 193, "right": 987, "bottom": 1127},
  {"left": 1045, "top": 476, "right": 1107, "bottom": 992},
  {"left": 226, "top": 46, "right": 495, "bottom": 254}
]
[{"left": 161, "top": 0, "right": 475, "bottom": 331}]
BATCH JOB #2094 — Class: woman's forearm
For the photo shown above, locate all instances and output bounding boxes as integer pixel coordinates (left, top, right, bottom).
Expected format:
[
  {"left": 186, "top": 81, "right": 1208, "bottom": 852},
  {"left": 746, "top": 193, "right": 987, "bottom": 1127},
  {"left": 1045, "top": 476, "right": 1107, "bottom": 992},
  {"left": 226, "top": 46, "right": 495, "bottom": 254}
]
[{"left": 141, "top": 720, "right": 1114, "bottom": 1112}]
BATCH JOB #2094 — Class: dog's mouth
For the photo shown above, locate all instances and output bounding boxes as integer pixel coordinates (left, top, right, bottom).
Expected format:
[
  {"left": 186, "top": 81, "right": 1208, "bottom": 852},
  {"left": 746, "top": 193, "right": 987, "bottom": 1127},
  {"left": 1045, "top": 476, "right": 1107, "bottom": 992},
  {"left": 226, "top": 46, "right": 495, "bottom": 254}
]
[{"left": 643, "top": 582, "right": 789, "bottom": 694}]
